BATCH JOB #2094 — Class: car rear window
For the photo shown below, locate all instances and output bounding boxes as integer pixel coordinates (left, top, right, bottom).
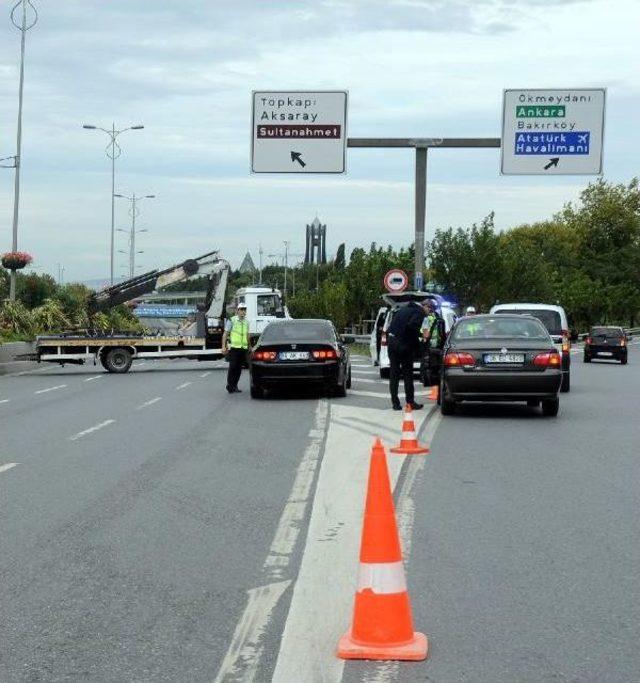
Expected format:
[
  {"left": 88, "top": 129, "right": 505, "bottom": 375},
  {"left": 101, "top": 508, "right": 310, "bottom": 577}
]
[
  {"left": 453, "top": 317, "right": 549, "bottom": 340},
  {"left": 495, "top": 308, "right": 562, "bottom": 335},
  {"left": 261, "top": 321, "right": 335, "bottom": 342},
  {"left": 591, "top": 327, "right": 623, "bottom": 338}
]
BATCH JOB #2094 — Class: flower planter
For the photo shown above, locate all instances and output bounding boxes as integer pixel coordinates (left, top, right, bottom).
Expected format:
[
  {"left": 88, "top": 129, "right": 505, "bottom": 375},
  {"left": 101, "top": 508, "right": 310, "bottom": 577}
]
[{"left": 1, "top": 251, "right": 33, "bottom": 270}]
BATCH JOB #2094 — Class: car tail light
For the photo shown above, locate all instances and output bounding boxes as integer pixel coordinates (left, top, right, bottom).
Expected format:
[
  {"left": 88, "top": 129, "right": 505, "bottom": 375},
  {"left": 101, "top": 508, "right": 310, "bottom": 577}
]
[
  {"left": 443, "top": 352, "right": 475, "bottom": 367},
  {"left": 253, "top": 350, "right": 277, "bottom": 361},
  {"left": 381, "top": 333, "right": 387, "bottom": 346},
  {"left": 312, "top": 349, "right": 338, "bottom": 360},
  {"left": 533, "top": 352, "right": 561, "bottom": 367},
  {"left": 561, "top": 329, "right": 570, "bottom": 353}
]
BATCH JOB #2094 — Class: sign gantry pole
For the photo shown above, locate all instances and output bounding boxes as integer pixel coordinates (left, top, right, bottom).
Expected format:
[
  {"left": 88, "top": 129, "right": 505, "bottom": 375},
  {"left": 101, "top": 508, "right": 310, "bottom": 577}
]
[{"left": 347, "top": 138, "right": 501, "bottom": 290}]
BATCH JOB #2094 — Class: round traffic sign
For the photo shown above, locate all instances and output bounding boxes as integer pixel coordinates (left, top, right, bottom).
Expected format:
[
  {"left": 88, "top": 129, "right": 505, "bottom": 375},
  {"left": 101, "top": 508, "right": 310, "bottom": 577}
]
[{"left": 384, "top": 269, "right": 409, "bottom": 293}]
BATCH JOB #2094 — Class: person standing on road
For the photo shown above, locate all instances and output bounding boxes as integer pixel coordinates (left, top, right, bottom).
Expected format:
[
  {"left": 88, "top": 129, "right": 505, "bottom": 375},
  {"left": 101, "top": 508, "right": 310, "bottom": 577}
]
[
  {"left": 222, "top": 302, "right": 250, "bottom": 394},
  {"left": 387, "top": 299, "right": 431, "bottom": 411},
  {"left": 421, "top": 300, "right": 442, "bottom": 349}
]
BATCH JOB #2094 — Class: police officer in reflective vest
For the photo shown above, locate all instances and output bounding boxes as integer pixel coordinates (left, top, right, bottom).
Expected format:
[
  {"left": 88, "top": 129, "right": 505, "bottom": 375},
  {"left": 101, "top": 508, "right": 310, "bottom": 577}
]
[{"left": 222, "top": 302, "right": 250, "bottom": 393}]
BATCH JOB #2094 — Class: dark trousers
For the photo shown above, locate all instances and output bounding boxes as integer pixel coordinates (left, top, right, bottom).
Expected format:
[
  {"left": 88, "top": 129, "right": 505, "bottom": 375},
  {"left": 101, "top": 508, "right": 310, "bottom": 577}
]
[
  {"left": 388, "top": 336, "right": 415, "bottom": 406},
  {"left": 226, "top": 348, "right": 247, "bottom": 390}
]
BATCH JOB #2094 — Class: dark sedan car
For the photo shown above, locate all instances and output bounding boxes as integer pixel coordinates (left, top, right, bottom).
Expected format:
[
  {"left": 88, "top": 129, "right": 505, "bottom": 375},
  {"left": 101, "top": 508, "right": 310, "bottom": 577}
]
[
  {"left": 584, "top": 326, "right": 629, "bottom": 364},
  {"left": 439, "top": 314, "right": 562, "bottom": 416},
  {"left": 249, "top": 319, "right": 352, "bottom": 398}
]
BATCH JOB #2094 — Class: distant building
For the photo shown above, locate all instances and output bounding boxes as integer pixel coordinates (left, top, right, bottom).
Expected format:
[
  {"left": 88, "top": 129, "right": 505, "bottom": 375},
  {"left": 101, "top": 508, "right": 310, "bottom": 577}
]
[
  {"left": 304, "top": 217, "right": 327, "bottom": 264},
  {"left": 238, "top": 251, "right": 256, "bottom": 274}
]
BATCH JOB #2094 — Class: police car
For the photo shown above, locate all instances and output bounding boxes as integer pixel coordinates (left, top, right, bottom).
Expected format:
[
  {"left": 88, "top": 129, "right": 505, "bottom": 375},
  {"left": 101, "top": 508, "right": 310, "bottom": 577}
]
[{"left": 369, "top": 292, "right": 457, "bottom": 379}]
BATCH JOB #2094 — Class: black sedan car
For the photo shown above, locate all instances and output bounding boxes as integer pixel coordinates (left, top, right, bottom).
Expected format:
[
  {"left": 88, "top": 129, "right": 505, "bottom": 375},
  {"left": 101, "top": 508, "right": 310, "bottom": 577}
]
[
  {"left": 439, "top": 314, "right": 562, "bottom": 416},
  {"left": 584, "top": 326, "right": 629, "bottom": 364},
  {"left": 249, "top": 319, "right": 352, "bottom": 398}
]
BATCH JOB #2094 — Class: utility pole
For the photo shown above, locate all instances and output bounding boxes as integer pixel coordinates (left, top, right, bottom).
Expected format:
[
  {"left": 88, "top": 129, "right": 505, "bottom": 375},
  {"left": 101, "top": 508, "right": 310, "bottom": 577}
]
[
  {"left": 8, "top": 0, "right": 38, "bottom": 301},
  {"left": 115, "top": 193, "right": 154, "bottom": 278},
  {"left": 258, "top": 243, "right": 263, "bottom": 284}
]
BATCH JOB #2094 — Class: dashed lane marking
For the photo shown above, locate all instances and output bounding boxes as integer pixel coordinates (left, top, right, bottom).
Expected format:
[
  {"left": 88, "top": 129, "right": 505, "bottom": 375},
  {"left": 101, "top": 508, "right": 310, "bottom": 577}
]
[
  {"left": 0, "top": 463, "right": 19, "bottom": 474},
  {"left": 136, "top": 397, "right": 162, "bottom": 410},
  {"left": 200, "top": 372, "right": 211, "bottom": 378},
  {"left": 176, "top": 381, "right": 192, "bottom": 391},
  {"left": 84, "top": 375, "right": 102, "bottom": 382},
  {"left": 34, "top": 384, "right": 67, "bottom": 395},
  {"left": 69, "top": 419, "right": 115, "bottom": 442},
  {"left": 352, "top": 363, "right": 373, "bottom": 368},
  {"left": 214, "top": 399, "right": 329, "bottom": 682},
  {"left": 349, "top": 388, "right": 431, "bottom": 399},
  {"left": 0, "top": 399, "right": 10, "bottom": 404}
]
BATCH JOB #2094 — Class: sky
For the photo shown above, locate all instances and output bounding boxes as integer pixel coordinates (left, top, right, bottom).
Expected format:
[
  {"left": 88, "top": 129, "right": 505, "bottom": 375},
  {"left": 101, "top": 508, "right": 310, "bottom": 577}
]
[{"left": 0, "top": 0, "right": 639, "bottom": 283}]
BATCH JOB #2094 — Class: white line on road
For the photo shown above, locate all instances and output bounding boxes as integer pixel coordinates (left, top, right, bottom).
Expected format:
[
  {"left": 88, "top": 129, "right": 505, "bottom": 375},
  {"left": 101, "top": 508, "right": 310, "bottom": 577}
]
[
  {"left": 34, "top": 384, "right": 67, "bottom": 395},
  {"left": 349, "top": 388, "right": 431, "bottom": 400},
  {"left": 272, "top": 405, "right": 439, "bottom": 682},
  {"left": 137, "top": 397, "right": 162, "bottom": 410},
  {"left": 84, "top": 375, "right": 102, "bottom": 382},
  {"left": 69, "top": 419, "right": 115, "bottom": 441},
  {"left": 200, "top": 372, "right": 211, "bottom": 378},
  {"left": 0, "top": 399, "right": 10, "bottom": 404},
  {"left": 352, "top": 363, "right": 373, "bottom": 368},
  {"left": 176, "top": 381, "right": 192, "bottom": 390},
  {"left": 214, "top": 400, "right": 330, "bottom": 682},
  {"left": 0, "top": 463, "right": 20, "bottom": 474}
]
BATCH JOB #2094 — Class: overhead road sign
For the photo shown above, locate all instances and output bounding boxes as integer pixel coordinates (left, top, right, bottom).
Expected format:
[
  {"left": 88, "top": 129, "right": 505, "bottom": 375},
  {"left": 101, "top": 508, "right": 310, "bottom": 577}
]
[
  {"left": 501, "top": 88, "right": 605, "bottom": 175},
  {"left": 384, "top": 269, "right": 409, "bottom": 293},
  {"left": 251, "top": 91, "right": 348, "bottom": 173}
]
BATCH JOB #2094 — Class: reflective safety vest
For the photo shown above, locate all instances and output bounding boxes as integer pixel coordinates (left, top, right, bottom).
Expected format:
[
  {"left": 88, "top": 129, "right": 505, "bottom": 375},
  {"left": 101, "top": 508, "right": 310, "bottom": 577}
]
[
  {"left": 422, "top": 313, "right": 441, "bottom": 348},
  {"left": 229, "top": 315, "right": 249, "bottom": 349}
]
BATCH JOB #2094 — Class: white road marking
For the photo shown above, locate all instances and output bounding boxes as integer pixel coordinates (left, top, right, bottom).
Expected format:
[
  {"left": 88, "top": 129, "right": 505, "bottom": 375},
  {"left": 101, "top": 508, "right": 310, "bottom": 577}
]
[
  {"left": 272, "top": 405, "right": 439, "bottom": 682},
  {"left": 214, "top": 400, "right": 329, "bottom": 682},
  {"left": 0, "top": 399, "right": 10, "bottom": 404},
  {"left": 200, "top": 372, "right": 211, "bottom": 378},
  {"left": 0, "top": 463, "right": 20, "bottom": 474},
  {"left": 84, "top": 375, "right": 102, "bottom": 382},
  {"left": 34, "top": 384, "right": 67, "bottom": 395},
  {"left": 352, "top": 363, "right": 373, "bottom": 368},
  {"left": 349, "top": 388, "right": 430, "bottom": 399},
  {"left": 69, "top": 419, "right": 115, "bottom": 441},
  {"left": 176, "top": 381, "right": 192, "bottom": 390},
  {"left": 136, "top": 397, "right": 162, "bottom": 410},
  {"left": 351, "top": 376, "right": 383, "bottom": 384},
  {"left": 213, "top": 580, "right": 292, "bottom": 683}
]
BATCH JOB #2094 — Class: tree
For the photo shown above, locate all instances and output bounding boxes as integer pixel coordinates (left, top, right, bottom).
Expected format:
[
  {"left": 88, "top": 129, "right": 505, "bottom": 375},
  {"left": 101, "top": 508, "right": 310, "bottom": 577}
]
[{"left": 334, "top": 243, "right": 346, "bottom": 270}]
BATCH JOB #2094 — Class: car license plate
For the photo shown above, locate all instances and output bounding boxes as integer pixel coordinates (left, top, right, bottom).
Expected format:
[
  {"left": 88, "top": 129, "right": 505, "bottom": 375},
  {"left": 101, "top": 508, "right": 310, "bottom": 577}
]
[
  {"left": 484, "top": 353, "right": 524, "bottom": 363},
  {"left": 599, "top": 351, "right": 613, "bottom": 357},
  {"left": 279, "top": 351, "right": 309, "bottom": 361}
]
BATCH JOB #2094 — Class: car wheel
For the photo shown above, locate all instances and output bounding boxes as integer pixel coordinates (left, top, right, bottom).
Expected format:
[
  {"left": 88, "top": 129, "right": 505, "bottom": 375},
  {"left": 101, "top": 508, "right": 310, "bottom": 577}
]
[
  {"left": 334, "top": 376, "right": 347, "bottom": 398},
  {"left": 541, "top": 397, "right": 559, "bottom": 417},
  {"left": 380, "top": 367, "right": 390, "bottom": 380},
  {"left": 102, "top": 347, "right": 133, "bottom": 373},
  {"left": 440, "top": 382, "right": 455, "bottom": 415},
  {"left": 560, "top": 372, "right": 570, "bottom": 392},
  {"left": 346, "top": 367, "right": 352, "bottom": 389},
  {"left": 583, "top": 354, "right": 591, "bottom": 363},
  {"left": 250, "top": 383, "right": 264, "bottom": 399}
]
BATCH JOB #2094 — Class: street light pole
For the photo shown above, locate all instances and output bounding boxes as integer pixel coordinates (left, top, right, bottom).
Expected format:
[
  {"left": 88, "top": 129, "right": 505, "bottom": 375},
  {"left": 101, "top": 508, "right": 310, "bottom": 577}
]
[
  {"left": 283, "top": 240, "right": 289, "bottom": 298},
  {"left": 115, "top": 193, "right": 154, "bottom": 278},
  {"left": 83, "top": 123, "right": 144, "bottom": 286},
  {"left": 8, "top": 0, "right": 38, "bottom": 301}
]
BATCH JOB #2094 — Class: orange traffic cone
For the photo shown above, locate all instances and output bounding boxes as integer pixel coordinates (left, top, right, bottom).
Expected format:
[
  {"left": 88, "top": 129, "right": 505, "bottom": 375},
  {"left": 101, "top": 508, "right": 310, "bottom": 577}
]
[
  {"left": 337, "top": 438, "right": 428, "bottom": 660},
  {"left": 390, "top": 405, "right": 429, "bottom": 455},
  {"left": 427, "top": 384, "right": 439, "bottom": 401}
]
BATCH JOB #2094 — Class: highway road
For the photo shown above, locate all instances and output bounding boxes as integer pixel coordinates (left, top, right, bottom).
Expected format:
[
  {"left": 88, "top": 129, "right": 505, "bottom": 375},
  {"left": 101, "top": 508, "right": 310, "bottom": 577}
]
[{"left": 1, "top": 345, "right": 639, "bottom": 682}]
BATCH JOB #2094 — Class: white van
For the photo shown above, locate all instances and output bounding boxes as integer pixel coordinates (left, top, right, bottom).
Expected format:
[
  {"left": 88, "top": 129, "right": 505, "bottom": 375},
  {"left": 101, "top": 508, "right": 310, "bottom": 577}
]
[
  {"left": 489, "top": 302, "right": 571, "bottom": 392},
  {"left": 370, "top": 293, "right": 457, "bottom": 379}
]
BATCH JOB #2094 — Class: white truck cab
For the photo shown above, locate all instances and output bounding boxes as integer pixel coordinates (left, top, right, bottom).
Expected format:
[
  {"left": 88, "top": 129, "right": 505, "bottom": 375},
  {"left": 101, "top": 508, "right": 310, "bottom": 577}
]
[{"left": 228, "top": 286, "right": 290, "bottom": 341}]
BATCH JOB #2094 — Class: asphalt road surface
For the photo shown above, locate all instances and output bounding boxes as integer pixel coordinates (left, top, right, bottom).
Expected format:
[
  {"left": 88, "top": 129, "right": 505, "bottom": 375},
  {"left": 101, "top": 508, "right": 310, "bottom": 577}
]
[{"left": 1, "top": 345, "right": 638, "bottom": 682}]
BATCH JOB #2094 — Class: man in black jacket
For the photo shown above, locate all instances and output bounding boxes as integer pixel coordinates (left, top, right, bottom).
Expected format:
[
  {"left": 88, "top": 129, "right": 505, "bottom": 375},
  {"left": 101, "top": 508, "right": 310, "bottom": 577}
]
[{"left": 386, "top": 300, "right": 431, "bottom": 410}]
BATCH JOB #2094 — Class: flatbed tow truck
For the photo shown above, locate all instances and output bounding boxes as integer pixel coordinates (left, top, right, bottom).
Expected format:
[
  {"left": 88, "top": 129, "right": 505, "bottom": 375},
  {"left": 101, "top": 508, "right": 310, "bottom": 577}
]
[{"left": 22, "top": 250, "right": 285, "bottom": 373}]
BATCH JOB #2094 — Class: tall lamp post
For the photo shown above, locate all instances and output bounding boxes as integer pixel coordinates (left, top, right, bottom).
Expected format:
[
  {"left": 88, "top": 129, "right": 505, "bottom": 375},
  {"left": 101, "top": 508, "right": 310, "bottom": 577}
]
[
  {"left": 83, "top": 123, "right": 144, "bottom": 286},
  {"left": 115, "top": 193, "right": 154, "bottom": 278},
  {"left": 7, "top": 0, "right": 38, "bottom": 301}
]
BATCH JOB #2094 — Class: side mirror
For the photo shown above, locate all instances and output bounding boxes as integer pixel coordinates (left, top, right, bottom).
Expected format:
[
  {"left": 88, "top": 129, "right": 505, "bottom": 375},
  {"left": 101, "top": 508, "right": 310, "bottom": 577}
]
[{"left": 342, "top": 335, "right": 355, "bottom": 344}]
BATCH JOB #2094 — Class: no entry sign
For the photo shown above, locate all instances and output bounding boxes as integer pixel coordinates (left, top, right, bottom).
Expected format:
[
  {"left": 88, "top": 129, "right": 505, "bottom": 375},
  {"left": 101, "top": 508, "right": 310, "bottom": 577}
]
[{"left": 384, "top": 269, "right": 408, "bottom": 293}]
